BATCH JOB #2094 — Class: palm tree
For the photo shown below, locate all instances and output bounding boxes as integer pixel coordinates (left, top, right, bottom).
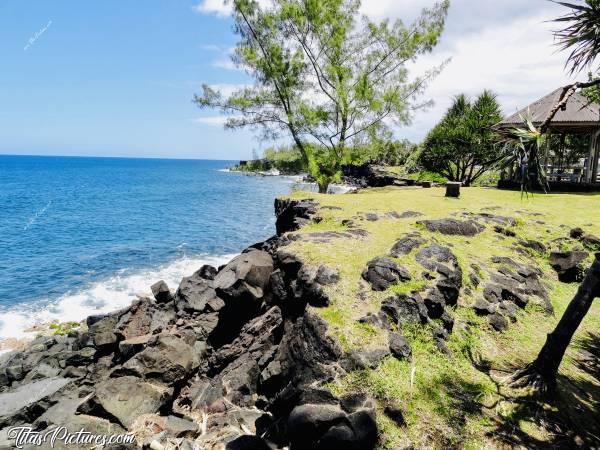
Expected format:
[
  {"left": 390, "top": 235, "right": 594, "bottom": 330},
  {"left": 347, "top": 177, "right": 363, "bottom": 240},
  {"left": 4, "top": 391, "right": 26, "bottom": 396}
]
[
  {"left": 502, "top": 115, "right": 548, "bottom": 196},
  {"left": 540, "top": 1, "right": 600, "bottom": 129},
  {"left": 553, "top": 0, "right": 600, "bottom": 75}
]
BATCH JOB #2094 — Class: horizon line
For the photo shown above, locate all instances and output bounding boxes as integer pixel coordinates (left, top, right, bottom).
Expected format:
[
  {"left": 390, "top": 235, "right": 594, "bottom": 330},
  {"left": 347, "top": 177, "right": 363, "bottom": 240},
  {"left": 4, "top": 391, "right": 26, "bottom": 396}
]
[{"left": 0, "top": 153, "right": 239, "bottom": 162}]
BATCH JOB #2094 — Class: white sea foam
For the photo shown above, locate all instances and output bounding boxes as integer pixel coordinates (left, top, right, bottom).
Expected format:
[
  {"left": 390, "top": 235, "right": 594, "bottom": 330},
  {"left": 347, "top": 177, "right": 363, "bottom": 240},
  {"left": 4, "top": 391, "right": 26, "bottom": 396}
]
[{"left": 0, "top": 253, "right": 236, "bottom": 351}]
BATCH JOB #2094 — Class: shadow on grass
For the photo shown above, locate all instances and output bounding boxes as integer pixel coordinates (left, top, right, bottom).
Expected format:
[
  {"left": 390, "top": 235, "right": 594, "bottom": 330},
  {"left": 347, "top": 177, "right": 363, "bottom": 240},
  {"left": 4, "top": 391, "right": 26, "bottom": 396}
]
[
  {"left": 471, "top": 333, "right": 600, "bottom": 449},
  {"left": 408, "top": 368, "right": 492, "bottom": 447}
]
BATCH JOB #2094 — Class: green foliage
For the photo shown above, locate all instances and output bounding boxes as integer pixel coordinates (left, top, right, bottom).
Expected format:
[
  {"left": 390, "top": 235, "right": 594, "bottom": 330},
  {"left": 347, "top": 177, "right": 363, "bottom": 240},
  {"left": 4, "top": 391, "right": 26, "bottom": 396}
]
[
  {"left": 472, "top": 170, "right": 500, "bottom": 187},
  {"left": 553, "top": 0, "right": 600, "bottom": 75},
  {"left": 340, "top": 137, "right": 420, "bottom": 170},
  {"left": 581, "top": 72, "right": 600, "bottom": 103},
  {"left": 263, "top": 145, "right": 307, "bottom": 173},
  {"left": 546, "top": 132, "right": 590, "bottom": 173},
  {"left": 409, "top": 170, "right": 448, "bottom": 183},
  {"left": 49, "top": 321, "right": 80, "bottom": 336},
  {"left": 503, "top": 114, "right": 549, "bottom": 196},
  {"left": 195, "top": 0, "right": 449, "bottom": 192},
  {"left": 287, "top": 186, "right": 600, "bottom": 448},
  {"left": 419, "top": 90, "right": 505, "bottom": 185}
]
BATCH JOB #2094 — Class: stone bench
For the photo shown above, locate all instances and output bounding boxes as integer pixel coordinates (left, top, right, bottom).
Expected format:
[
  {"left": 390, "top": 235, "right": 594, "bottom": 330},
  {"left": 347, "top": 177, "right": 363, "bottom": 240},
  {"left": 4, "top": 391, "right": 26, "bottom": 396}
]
[{"left": 445, "top": 182, "right": 461, "bottom": 198}]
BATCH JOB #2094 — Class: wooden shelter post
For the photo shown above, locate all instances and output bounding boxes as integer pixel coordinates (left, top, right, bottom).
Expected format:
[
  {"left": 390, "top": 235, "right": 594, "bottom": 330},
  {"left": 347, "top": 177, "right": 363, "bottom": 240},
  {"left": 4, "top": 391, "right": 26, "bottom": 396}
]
[
  {"left": 587, "top": 130, "right": 600, "bottom": 183},
  {"left": 544, "top": 130, "right": 551, "bottom": 174},
  {"left": 592, "top": 131, "right": 600, "bottom": 183}
]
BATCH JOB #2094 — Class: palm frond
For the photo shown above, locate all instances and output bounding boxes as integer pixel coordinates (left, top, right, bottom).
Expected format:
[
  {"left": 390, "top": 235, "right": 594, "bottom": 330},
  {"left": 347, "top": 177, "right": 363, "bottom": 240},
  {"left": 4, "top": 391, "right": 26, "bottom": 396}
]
[{"left": 552, "top": 0, "right": 600, "bottom": 75}]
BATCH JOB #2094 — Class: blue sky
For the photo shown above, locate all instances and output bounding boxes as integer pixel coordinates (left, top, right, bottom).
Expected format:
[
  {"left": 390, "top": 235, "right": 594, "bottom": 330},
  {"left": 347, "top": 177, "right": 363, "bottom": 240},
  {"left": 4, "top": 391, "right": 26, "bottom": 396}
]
[
  {"left": 0, "top": 1, "right": 253, "bottom": 159},
  {"left": 0, "top": 0, "right": 574, "bottom": 160}
]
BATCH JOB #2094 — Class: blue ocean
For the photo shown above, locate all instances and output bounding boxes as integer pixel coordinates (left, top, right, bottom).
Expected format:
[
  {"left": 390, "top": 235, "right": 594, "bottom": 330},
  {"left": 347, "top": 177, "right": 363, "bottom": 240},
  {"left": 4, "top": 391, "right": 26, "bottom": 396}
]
[{"left": 0, "top": 155, "right": 307, "bottom": 346}]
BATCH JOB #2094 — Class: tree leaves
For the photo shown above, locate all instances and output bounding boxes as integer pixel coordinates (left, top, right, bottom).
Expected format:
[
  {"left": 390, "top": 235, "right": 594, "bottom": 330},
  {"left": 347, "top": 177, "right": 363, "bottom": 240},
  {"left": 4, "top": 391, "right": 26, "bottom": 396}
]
[
  {"left": 552, "top": 0, "right": 600, "bottom": 75},
  {"left": 420, "top": 91, "right": 504, "bottom": 185},
  {"left": 194, "top": 0, "right": 449, "bottom": 192}
]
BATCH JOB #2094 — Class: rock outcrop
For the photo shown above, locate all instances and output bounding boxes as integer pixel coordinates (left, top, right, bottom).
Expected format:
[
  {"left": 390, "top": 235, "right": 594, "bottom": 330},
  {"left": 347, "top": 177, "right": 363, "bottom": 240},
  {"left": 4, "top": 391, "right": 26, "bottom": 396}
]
[
  {"left": 341, "top": 163, "right": 410, "bottom": 188},
  {"left": 417, "top": 219, "right": 484, "bottom": 236},
  {"left": 0, "top": 203, "right": 375, "bottom": 450},
  {"left": 550, "top": 251, "right": 589, "bottom": 283},
  {"left": 362, "top": 257, "right": 411, "bottom": 291},
  {"left": 274, "top": 198, "right": 318, "bottom": 235}
]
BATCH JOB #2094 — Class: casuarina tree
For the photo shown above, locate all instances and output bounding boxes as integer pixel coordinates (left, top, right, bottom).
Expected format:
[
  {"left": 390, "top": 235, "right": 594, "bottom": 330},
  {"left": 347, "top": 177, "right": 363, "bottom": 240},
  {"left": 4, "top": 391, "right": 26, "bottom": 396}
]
[
  {"left": 195, "top": 0, "right": 449, "bottom": 193},
  {"left": 419, "top": 90, "right": 504, "bottom": 185}
]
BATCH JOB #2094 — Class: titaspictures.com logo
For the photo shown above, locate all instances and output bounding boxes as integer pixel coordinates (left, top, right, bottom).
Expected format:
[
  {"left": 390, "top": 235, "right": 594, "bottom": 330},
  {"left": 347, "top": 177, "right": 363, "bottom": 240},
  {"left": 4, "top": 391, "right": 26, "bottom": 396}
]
[{"left": 6, "top": 426, "right": 135, "bottom": 448}]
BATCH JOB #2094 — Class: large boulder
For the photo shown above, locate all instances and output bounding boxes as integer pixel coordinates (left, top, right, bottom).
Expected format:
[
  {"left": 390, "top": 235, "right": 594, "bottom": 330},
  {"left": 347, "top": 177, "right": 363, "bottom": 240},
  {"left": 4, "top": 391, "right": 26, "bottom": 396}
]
[
  {"left": 151, "top": 280, "right": 173, "bottom": 304},
  {"left": 582, "top": 234, "right": 600, "bottom": 251},
  {"left": 361, "top": 257, "right": 411, "bottom": 291},
  {"left": 388, "top": 333, "right": 411, "bottom": 360},
  {"left": 271, "top": 312, "right": 342, "bottom": 397},
  {"left": 380, "top": 295, "right": 428, "bottom": 325},
  {"left": 0, "top": 377, "right": 71, "bottom": 428},
  {"left": 211, "top": 306, "right": 283, "bottom": 374},
  {"left": 213, "top": 250, "right": 274, "bottom": 302},
  {"left": 477, "top": 257, "right": 551, "bottom": 324},
  {"left": 287, "top": 393, "right": 378, "bottom": 450},
  {"left": 549, "top": 251, "right": 589, "bottom": 283},
  {"left": 388, "top": 234, "right": 424, "bottom": 257},
  {"left": 176, "top": 269, "right": 220, "bottom": 312},
  {"left": 292, "top": 264, "right": 340, "bottom": 307},
  {"left": 274, "top": 199, "right": 318, "bottom": 234},
  {"left": 416, "top": 245, "right": 462, "bottom": 306},
  {"left": 31, "top": 388, "right": 127, "bottom": 443},
  {"left": 208, "top": 250, "right": 275, "bottom": 346},
  {"left": 79, "top": 376, "right": 172, "bottom": 428},
  {"left": 120, "top": 334, "right": 197, "bottom": 385},
  {"left": 114, "top": 299, "right": 158, "bottom": 340},
  {"left": 417, "top": 219, "right": 484, "bottom": 236}
]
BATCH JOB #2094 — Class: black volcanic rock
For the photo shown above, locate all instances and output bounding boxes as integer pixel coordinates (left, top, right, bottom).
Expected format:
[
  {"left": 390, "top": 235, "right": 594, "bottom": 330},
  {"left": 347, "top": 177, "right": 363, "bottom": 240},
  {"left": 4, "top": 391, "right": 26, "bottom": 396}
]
[
  {"left": 274, "top": 199, "right": 318, "bottom": 234},
  {"left": 151, "top": 280, "right": 173, "bottom": 304},
  {"left": 389, "top": 234, "right": 424, "bottom": 257},
  {"left": 362, "top": 257, "right": 411, "bottom": 291},
  {"left": 417, "top": 219, "right": 484, "bottom": 236},
  {"left": 550, "top": 251, "right": 589, "bottom": 283},
  {"left": 388, "top": 333, "right": 412, "bottom": 360}
]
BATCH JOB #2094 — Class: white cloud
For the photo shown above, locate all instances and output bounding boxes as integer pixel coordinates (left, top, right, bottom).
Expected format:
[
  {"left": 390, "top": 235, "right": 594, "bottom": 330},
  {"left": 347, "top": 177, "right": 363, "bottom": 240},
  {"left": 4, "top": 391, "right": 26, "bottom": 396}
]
[
  {"left": 359, "top": 0, "right": 575, "bottom": 142},
  {"left": 359, "top": 0, "right": 432, "bottom": 23},
  {"left": 212, "top": 57, "right": 240, "bottom": 71},
  {"left": 200, "top": 44, "right": 223, "bottom": 52},
  {"left": 207, "top": 83, "right": 249, "bottom": 96},
  {"left": 192, "top": 114, "right": 244, "bottom": 126},
  {"left": 193, "top": 0, "right": 271, "bottom": 18},
  {"left": 194, "top": 0, "right": 578, "bottom": 142},
  {"left": 200, "top": 45, "right": 242, "bottom": 71},
  {"left": 192, "top": 116, "right": 229, "bottom": 126},
  {"left": 193, "top": 0, "right": 232, "bottom": 17}
]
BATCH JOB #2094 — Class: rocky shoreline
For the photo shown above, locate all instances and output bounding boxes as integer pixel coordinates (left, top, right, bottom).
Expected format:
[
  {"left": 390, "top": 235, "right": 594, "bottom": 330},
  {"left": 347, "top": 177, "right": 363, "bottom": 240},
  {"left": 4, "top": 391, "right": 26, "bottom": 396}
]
[
  {"left": 2, "top": 195, "right": 599, "bottom": 449},
  {"left": 0, "top": 199, "right": 378, "bottom": 450}
]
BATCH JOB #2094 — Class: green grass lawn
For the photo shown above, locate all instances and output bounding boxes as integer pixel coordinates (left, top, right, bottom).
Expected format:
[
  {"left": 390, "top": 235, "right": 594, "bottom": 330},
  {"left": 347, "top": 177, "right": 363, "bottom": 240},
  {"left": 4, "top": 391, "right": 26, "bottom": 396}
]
[{"left": 283, "top": 186, "right": 600, "bottom": 449}]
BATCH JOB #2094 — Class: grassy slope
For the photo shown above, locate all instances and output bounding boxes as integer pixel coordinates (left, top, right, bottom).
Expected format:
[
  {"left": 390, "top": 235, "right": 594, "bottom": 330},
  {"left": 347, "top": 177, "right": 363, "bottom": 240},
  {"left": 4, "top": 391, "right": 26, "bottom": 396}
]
[{"left": 283, "top": 186, "right": 600, "bottom": 449}]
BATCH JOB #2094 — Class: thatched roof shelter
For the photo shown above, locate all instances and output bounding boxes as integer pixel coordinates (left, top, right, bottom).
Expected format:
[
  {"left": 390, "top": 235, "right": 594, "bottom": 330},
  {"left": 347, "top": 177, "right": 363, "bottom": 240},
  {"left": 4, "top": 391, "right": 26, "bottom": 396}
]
[{"left": 498, "top": 87, "right": 600, "bottom": 183}]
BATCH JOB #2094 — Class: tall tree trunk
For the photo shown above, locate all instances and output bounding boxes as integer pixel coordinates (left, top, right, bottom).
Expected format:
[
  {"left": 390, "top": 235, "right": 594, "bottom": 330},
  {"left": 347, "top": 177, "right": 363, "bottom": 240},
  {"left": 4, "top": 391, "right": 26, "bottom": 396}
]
[
  {"left": 317, "top": 181, "right": 329, "bottom": 194},
  {"left": 512, "top": 253, "right": 600, "bottom": 393}
]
